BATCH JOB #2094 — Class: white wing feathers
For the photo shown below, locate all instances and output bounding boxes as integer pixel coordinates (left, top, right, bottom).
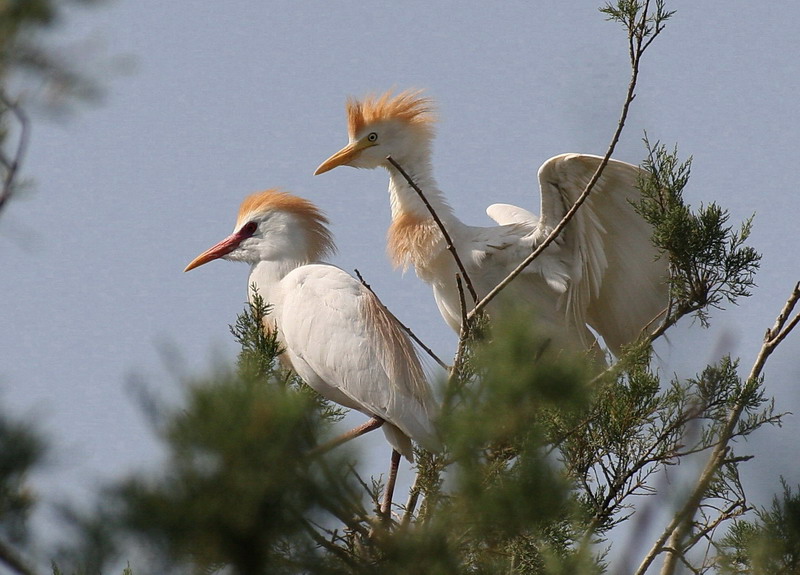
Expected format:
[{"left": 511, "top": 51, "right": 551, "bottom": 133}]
[
  {"left": 472, "top": 154, "right": 667, "bottom": 355},
  {"left": 534, "top": 153, "right": 668, "bottom": 354},
  {"left": 276, "top": 264, "right": 440, "bottom": 460},
  {"left": 486, "top": 203, "right": 539, "bottom": 226}
]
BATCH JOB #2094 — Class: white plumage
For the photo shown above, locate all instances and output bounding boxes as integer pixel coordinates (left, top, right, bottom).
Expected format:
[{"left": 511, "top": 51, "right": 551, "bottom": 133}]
[
  {"left": 315, "top": 90, "right": 668, "bottom": 357},
  {"left": 184, "top": 189, "right": 439, "bottom": 462}
]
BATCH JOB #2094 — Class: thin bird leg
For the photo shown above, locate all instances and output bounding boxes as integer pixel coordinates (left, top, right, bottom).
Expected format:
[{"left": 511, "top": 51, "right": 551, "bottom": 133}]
[
  {"left": 380, "top": 449, "right": 402, "bottom": 523},
  {"left": 309, "top": 416, "right": 385, "bottom": 458}
]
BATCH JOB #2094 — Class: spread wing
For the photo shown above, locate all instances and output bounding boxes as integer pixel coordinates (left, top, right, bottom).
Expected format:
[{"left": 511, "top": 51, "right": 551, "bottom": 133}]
[
  {"left": 275, "top": 264, "right": 439, "bottom": 458},
  {"left": 532, "top": 153, "right": 668, "bottom": 354},
  {"left": 484, "top": 153, "right": 668, "bottom": 354}
]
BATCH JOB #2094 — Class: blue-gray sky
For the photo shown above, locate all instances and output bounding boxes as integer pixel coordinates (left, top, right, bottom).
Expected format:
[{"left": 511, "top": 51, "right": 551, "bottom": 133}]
[{"left": 1, "top": 0, "right": 798, "bottom": 556}]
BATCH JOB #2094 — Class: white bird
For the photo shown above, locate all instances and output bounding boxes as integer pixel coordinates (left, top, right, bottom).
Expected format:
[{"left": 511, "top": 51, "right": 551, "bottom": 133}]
[
  {"left": 184, "top": 189, "right": 440, "bottom": 517},
  {"left": 315, "top": 90, "right": 668, "bottom": 358}
]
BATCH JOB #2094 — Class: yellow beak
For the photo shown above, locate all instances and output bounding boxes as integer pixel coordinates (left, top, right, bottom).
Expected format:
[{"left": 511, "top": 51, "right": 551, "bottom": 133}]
[{"left": 314, "top": 139, "right": 374, "bottom": 175}]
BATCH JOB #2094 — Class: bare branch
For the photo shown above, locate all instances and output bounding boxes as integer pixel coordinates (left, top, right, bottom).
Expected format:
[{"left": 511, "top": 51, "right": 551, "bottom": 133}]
[
  {"left": 761, "top": 280, "right": 800, "bottom": 353},
  {"left": 0, "top": 93, "right": 31, "bottom": 219},
  {"left": 467, "top": 2, "right": 659, "bottom": 323},
  {"left": 442, "top": 275, "right": 471, "bottom": 413},
  {"left": 400, "top": 472, "right": 422, "bottom": 529},
  {"left": 0, "top": 537, "right": 37, "bottom": 575}
]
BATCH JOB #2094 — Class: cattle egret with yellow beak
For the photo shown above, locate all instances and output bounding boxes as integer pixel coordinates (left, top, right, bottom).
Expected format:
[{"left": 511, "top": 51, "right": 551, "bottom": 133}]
[{"left": 315, "top": 90, "right": 668, "bottom": 358}]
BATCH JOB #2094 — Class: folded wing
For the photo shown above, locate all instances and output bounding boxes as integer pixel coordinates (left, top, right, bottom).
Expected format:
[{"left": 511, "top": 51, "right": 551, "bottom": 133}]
[{"left": 277, "top": 264, "right": 440, "bottom": 459}]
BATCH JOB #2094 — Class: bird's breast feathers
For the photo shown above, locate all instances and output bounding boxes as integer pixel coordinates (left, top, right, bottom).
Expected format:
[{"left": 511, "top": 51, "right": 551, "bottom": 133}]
[{"left": 387, "top": 213, "right": 444, "bottom": 271}]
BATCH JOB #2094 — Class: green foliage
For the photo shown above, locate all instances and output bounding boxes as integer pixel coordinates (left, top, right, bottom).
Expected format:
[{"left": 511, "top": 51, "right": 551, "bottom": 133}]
[
  {"left": 231, "top": 287, "right": 346, "bottom": 423},
  {"left": 433, "top": 315, "right": 601, "bottom": 573},
  {"left": 0, "top": 412, "right": 44, "bottom": 545},
  {"left": 112, "top": 299, "right": 361, "bottom": 574},
  {"left": 0, "top": 402, "right": 45, "bottom": 575},
  {"left": 115, "top": 371, "right": 350, "bottom": 574},
  {"left": 229, "top": 286, "right": 284, "bottom": 382},
  {"left": 635, "top": 136, "right": 761, "bottom": 327},
  {"left": 600, "top": 0, "right": 674, "bottom": 34},
  {"left": 549, "top": 347, "right": 781, "bottom": 549},
  {"left": 718, "top": 479, "right": 800, "bottom": 574},
  {"left": 54, "top": 301, "right": 362, "bottom": 575},
  {"left": 600, "top": 0, "right": 674, "bottom": 60}
]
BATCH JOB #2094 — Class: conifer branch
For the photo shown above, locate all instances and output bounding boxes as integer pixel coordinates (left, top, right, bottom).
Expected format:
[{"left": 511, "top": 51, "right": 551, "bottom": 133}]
[{"left": 636, "top": 282, "right": 800, "bottom": 575}]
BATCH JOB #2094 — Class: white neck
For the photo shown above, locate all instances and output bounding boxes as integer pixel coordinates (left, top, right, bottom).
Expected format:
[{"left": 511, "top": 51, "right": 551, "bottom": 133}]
[
  {"left": 386, "top": 153, "right": 455, "bottom": 223},
  {"left": 247, "top": 259, "right": 299, "bottom": 307}
]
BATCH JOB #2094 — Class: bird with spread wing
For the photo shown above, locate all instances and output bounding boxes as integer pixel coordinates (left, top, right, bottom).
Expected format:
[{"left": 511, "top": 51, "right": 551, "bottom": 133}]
[
  {"left": 315, "top": 90, "right": 668, "bottom": 358},
  {"left": 184, "top": 189, "right": 440, "bottom": 517}
]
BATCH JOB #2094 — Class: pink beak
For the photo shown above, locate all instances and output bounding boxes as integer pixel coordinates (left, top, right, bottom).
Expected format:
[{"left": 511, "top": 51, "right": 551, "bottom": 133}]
[{"left": 184, "top": 229, "right": 249, "bottom": 272}]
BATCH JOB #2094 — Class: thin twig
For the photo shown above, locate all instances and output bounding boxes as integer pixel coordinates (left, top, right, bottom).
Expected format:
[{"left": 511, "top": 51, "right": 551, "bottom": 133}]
[
  {"left": 386, "top": 155, "right": 479, "bottom": 305},
  {"left": 442, "top": 275, "right": 471, "bottom": 413},
  {"left": 302, "top": 521, "right": 360, "bottom": 569},
  {"left": 0, "top": 93, "right": 31, "bottom": 218},
  {"left": 683, "top": 499, "right": 747, "bottom": 551},
  {"left": 455, "top": 274, "right": 469, "bottom": 341},
  {"left": 466, "top": 11, "right": 647, "bottom": 322},
  {"left": 762, "top": 280, "right": 800, "bottom": 352},
  {"left": 400, "top": 472, "right": 423, "bottom": 529},
  {"left": 354, "top": 269, "right": 448, "bottom": 370}
]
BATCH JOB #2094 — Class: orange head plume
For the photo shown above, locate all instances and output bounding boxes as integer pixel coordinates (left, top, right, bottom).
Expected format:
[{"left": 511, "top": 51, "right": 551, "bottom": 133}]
[
  {"left": 346, "top": 89, "right": 436, "bottom": 139},
  {"left": 184, "top": 189, "right": 335, "bottom": 272},
  {"left": 315, "top": 90, "right": 436, "bottom": 176}
]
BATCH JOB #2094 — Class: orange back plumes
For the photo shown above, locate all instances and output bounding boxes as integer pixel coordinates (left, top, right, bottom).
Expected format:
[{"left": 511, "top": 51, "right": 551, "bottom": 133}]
[{"left": 347, "top": 90, "right": 436, "bottom": 139}]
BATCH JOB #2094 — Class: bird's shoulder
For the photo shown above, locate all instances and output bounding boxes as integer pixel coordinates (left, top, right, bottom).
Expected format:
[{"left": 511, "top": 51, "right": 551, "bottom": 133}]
[
  {"left": 278, "top": 263, "right": 399, "bottom": 338},
  {"left": 281, "top": 263, "right": 364, "bottom": 295}
]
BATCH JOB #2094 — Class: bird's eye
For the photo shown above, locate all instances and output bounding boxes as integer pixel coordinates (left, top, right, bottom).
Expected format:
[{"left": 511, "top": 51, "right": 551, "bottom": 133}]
[
  {"left": 367, "top": 132, "right": 378, "bottom": 142},
  {"left": 241, "top": 221, "right": 258, "bottom": 235}
]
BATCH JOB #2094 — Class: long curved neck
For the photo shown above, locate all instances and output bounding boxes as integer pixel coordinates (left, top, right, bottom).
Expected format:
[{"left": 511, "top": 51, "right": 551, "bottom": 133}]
[
  {"left": 385, "top": 152, "right": 463, "bottom": 272},
  {"left": 386, "top": 152, "right": 454, "bottom": 224}
]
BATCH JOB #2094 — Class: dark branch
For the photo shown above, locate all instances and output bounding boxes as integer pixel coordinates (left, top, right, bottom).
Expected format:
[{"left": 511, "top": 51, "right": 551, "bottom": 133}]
[
  {"left": 354, "top": 269, "right": 448, "bottom": 370},
  {"left": 467, "top": 3, "right": 650, "bottom": 322},
  {"left": 0, "top": 93, "right": 31, "bottom": 219}
]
